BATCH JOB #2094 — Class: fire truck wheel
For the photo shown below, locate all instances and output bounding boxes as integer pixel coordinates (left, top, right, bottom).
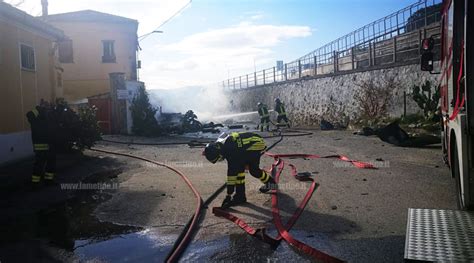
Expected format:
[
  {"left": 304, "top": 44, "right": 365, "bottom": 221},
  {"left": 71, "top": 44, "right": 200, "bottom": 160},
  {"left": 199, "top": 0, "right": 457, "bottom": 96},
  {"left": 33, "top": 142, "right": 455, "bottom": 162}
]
[{"left": 452, "top": 142, "right": 466, "bottom": 210}]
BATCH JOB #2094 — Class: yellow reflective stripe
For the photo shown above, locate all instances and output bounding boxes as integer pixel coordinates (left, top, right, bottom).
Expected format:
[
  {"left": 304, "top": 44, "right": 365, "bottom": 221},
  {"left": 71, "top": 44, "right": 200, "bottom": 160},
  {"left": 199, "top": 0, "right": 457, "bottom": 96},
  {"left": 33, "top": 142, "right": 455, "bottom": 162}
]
[
  {"left": 231, "top": 133, "right": 240, "bottom": 140},
  {"left": 32, "top": 175, "right": 41, "bottom": 182},
  {"left": 247, "top": 144, "right": 266, "bottom": 151},
  {"left": 227, "top": 181, "right": 236, "bottom": 185},
  {"left": 260, "top": 172, "right": 270, "bottom": 183},
  {"left": 44, "top": 172, "right": 55, "bottom": 180},
  {"left": 248, "top": 143, "right": 265, "bottom": 148},
  {"left": 235, "top": 179, "right": 245, "bottom": 185},
  {"left": 34, "top": 144, "right": 49, "bottom": 151},
  {"left": 34, "top": 146, "right": 49, "bottom": 149},
  {"left": 32, "top": 109, "right": 39, "bottom": 117},
  {"left": 279, "top": 105, "right": 286, "bottom": 114},
  {"left": 227, "top": 176, "right": 237, "bottom": 181},
  {"left": 242, "top": 136, "right": 262, "bottom": 144},
  {"left": 237, "top": 172, "right": 246, "bottom": 178}
]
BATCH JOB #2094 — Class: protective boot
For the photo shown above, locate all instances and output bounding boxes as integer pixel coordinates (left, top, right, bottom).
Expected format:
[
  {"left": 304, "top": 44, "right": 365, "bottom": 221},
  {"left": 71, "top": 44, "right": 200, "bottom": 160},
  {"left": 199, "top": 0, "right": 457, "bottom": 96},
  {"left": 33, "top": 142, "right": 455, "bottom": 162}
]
[
  {"left": 259, "top": 177, "right": 278, "bottom": 193},
  {"left": 232, "top": 185, "right": 247, "bottom": 205},
  {"left": 221, "top": 195, "right": 233, "bottom": 208}
]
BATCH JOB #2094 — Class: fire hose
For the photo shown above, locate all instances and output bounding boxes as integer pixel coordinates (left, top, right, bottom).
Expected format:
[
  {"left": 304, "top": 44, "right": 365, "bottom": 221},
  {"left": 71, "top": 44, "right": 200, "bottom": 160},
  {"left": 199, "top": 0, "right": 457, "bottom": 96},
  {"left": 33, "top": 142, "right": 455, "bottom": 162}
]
[
  {"left": 90, "top": 147, "right": 203, "bottom": 262},
  {"left": 101, "top": 138, "right": 212, "bottom": 147},
  {"left": 212, "top": 153, "right": 374, "bottom": 262},
  {"left": 91, "top": 132, "right": 285, "bottom": 262},
  {"left": 91, "top": 130, "right": 370, "bottom": 262}
]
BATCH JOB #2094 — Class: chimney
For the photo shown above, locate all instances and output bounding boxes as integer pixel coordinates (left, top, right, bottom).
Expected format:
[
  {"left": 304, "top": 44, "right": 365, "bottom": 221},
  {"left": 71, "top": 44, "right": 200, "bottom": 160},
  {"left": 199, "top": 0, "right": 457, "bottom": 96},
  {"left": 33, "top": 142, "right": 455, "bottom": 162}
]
[{"left": 41, "top": 0, "right": 48, "bottom": 17}]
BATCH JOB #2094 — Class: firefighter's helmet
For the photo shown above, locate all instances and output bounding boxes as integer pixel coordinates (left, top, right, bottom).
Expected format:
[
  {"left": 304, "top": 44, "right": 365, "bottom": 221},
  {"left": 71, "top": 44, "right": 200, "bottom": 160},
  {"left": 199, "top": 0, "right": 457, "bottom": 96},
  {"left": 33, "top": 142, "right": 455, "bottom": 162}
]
[
  {"left": 203, "top": 142, "right": 223, "bottom": 163},
  {"left": 257, "top": 102, "right": 262, "bottom": 107},
  {"left": 275, "top": 98, "right": 281, "bottom": 104}
]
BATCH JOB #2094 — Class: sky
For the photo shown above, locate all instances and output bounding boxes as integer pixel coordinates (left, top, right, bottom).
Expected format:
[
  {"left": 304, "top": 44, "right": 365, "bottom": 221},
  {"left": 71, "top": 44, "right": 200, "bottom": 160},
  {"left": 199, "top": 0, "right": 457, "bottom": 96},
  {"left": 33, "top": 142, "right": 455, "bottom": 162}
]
[{"left": 11, "top": 0, "right": 419, "bottom": 90}]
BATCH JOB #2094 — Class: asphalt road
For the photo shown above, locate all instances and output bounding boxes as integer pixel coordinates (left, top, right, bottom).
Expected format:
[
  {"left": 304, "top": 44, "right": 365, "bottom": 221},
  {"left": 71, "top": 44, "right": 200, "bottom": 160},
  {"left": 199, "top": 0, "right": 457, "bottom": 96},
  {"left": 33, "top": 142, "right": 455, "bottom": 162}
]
[{"left": 88, "top": 130, "right": 456, "bottom": 262}]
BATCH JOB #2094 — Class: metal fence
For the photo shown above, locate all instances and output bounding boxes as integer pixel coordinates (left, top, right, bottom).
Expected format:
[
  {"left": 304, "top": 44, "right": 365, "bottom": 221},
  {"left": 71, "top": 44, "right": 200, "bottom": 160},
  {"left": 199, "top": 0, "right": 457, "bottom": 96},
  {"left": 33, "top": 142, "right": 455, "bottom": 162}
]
[{"left": 223, "top": 0, "right": 442, "bottom": 90}]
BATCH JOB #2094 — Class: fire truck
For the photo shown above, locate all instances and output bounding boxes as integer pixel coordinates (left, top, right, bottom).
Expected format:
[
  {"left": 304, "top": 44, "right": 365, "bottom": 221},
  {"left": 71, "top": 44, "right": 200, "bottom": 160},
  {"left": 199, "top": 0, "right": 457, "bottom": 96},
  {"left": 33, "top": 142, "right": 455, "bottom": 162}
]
[
  {"left": 421, "top": 0, "right": 473, "bottom": 210},
  {"left": 404, "top": 0, "right": 473, "bottom": 261}
]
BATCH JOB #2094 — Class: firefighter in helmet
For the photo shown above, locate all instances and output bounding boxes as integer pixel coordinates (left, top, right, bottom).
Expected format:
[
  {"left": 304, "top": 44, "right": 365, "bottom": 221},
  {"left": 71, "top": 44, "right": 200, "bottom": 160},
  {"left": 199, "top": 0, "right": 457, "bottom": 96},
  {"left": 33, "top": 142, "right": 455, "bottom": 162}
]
[
  {"left": 26, "top": 100, "right": 57, "bottom": 187},
  {"left": 203, "top": 132, "right": 277, "bottom": 208},
  {"left": 274, "top": 98, "right": 290, "bottom": 128},
  {"left": 257, "top": 102, "right": 270, "bottom": 132}
]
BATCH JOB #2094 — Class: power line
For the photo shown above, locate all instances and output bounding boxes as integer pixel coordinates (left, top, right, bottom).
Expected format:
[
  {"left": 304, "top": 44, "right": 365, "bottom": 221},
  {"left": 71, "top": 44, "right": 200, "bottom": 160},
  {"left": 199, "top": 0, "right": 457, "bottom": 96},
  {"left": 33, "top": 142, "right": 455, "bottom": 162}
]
[{"left": 139, "top": 0, "right": 192, "bottom": 42}]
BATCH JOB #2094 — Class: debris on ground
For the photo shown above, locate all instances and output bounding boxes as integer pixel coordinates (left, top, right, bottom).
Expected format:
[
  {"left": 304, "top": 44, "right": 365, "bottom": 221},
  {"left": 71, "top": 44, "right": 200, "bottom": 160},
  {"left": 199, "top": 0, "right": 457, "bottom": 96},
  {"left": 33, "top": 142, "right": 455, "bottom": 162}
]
[
  {"left": 228, "top": 124, "right": 244, "bottom": 129},
  {"left": 376, "top": 121, "right": 410, "bottom": 146},
  {"left": 182, "top": 110, "right": 203, "bottom": 132},
  {"left": 355, "top": 121, "right": 441, "bottom": 147},
  {"left": 202, "top": 122, "right": 224, "bottom": 129},
  {"left": 354, "top": 127, "right": 377, "bottom": 136},
  {"left": 297, "top": 172, "right": 312, "bottom": 178},
  {"left": 320, "top": 119, "right": 334, "bottom": 130}
]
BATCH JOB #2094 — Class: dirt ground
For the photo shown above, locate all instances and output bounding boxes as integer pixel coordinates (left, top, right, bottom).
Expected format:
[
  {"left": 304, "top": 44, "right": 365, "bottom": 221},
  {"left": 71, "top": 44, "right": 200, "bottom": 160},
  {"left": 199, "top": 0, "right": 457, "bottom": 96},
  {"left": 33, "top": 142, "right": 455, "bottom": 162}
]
[
  {"left": 0, "top": 129, "right": 457, "bottom": 262},
  {"left": 90, "top": 129, "right": 456, "bottom": 262}
]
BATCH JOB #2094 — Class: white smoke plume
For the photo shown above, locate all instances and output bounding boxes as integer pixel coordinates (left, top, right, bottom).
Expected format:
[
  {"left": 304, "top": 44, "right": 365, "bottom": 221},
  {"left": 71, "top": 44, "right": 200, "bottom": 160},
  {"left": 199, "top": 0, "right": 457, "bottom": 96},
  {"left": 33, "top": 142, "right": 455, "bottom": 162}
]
[{"left": 148, "top": 85, "right": 230, "bottom": 122}]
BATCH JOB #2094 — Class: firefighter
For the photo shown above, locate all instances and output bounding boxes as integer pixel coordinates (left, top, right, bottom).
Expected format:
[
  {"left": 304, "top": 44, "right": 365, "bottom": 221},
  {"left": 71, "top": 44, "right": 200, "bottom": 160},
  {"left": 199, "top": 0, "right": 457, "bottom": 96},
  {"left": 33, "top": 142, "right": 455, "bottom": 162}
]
[
  {"left": 257, "top": 102, "right": 270, "bottom": 132},
  {"left": 274, "top": 98, "right": 290, "bottom": 128},
  {"left": 26, "top": 101, "right": 57, "bottom": 187},
  {"left": 203, "top": 132, "right": 277, "bottom": 208}
]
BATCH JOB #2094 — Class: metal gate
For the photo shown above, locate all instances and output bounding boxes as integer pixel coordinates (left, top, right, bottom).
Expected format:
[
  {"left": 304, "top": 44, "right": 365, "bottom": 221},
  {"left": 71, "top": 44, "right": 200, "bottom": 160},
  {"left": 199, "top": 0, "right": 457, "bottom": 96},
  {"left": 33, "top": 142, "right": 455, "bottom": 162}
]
[{"left": 89, "top": 98, "right": 112, "bottom": 134}]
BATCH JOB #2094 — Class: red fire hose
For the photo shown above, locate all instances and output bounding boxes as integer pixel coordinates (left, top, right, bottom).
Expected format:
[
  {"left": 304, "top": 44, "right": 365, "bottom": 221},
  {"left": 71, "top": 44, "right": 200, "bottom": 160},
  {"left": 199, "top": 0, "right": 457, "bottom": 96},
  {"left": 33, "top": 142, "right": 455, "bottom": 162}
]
[
  {"left": 213, "top": 152, "right": 375, "bottom": 262},
  {"left": 92, "top": 131, "right": 370, "bottom": 262},
  {"left": 90, "top": 147, "right": 203, "bottom": 263}
]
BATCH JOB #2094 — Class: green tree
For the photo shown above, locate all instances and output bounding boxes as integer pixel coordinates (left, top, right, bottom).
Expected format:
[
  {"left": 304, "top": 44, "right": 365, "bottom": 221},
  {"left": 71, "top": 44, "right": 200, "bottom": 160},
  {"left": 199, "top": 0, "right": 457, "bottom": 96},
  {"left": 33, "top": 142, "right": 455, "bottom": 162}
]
[
  {"left": 130, "top": 86, "right": 159, "bottom": 136},
  {"left": 51, "top": 98, "right": 101, "bottom": 151}
]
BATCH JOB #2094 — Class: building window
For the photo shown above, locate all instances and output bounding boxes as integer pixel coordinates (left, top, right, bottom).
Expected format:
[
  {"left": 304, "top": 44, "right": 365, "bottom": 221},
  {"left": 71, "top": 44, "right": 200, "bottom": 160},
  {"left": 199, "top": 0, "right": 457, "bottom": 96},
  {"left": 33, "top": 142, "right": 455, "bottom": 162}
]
[
  {"left": 58, "top": 40, "right": 73, "bottom": 63},
  {"left": 20, "top": 44, "right": 35, "bottom": 71},
  {"left": 102, "top": 40, "right": 116, "bottom": 63}
]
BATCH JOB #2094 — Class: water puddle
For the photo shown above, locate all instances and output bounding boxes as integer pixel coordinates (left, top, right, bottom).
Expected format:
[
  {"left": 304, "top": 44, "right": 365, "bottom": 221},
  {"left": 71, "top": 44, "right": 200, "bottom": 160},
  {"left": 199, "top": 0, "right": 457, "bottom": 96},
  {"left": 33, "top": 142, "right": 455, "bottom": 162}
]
[
  {"left": 74, "top": 229, "right": 175, "bottom": 262},
  {"left": 0, "top": 181, "right": 334, "bottom": 262},
  {"left": 181, "top": 229, "right": 335, "bottom": 262},
  {"left": 0, "top": 191, "right": 176, "bottom": 262}
]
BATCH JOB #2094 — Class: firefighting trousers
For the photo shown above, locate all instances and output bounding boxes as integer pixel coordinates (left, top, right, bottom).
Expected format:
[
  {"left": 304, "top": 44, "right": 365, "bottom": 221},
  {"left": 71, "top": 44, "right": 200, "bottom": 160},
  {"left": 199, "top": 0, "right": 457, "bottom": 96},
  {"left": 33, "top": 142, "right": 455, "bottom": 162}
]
[
  {"left": 226, "top": 152, "right": 271, "bottom": 196},
  {"left": 32, "top": 143, "right": 56, "bottom": 183},
  {"left": 277, "top": 115, "right": 290, "bottom": 126},
  {"left": 260, "top": 116, "right": 270, "bottom": 131}
]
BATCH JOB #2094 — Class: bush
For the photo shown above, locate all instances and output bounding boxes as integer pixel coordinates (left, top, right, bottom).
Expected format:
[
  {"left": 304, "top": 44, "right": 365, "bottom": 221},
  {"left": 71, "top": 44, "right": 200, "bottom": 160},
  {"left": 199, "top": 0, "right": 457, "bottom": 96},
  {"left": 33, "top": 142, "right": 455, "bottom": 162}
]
[
  {"left": 76, "top": 105, "right": 102, "bottom": 149},
  {"left": 354, "top": 76, "right": 395, "bottom": 124},
  {"left": 130, "top": 86, "right": 160, "bottom": 136},
  {"left": 53, "top": 98, "right": 102, "bottom": 151}
]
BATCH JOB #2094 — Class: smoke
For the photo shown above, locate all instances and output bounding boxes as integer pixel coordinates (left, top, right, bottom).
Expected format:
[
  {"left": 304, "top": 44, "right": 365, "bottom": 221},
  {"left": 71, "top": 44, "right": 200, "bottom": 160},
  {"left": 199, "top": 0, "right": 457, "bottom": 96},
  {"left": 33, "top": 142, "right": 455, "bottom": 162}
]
[{"left": 148, "top": 85, "right": 230, "bottom": 122}]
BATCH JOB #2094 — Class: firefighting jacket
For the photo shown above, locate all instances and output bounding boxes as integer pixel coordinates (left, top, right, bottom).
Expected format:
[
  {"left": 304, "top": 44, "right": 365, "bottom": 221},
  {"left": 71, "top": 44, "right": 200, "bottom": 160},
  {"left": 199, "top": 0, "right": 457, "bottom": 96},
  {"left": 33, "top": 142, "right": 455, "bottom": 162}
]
[
  {"left": 221, "top": 132, "right": 266, "bottom": 160},
  {"left": 258, "top": 105, "right": 269, "bottom": 118},
  {"left": 275, "top": 102, "right": 286, "bottom": 116},
  {"left": 26, "top": 106, "right": 50, "bottom": 147}
]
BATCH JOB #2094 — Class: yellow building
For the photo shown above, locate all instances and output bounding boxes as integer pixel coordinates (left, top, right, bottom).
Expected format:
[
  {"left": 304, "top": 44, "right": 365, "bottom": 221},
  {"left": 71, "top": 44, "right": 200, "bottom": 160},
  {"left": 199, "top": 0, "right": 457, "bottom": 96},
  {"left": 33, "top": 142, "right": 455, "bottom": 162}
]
[
  {"left": 44, "top": 10, "right": 139, "bottom": 102},
  {"left": 0, "top": 2, "right": 64, "bottom": 165}
]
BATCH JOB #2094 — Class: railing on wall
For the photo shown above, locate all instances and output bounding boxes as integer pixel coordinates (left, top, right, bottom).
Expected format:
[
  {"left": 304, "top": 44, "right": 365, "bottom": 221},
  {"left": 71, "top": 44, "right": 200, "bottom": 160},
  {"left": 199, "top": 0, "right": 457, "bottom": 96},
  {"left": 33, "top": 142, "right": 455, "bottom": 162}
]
[{"left": 222, "top": 0, "right": 442, "bottom": 90}]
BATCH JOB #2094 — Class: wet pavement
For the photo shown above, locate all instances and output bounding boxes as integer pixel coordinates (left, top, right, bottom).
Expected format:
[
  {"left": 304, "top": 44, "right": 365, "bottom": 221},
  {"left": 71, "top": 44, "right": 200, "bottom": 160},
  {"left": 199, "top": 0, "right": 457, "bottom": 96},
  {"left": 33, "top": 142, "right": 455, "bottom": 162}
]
[{"left": 0, "top": 129, "right": 458, "bottom": 262}]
